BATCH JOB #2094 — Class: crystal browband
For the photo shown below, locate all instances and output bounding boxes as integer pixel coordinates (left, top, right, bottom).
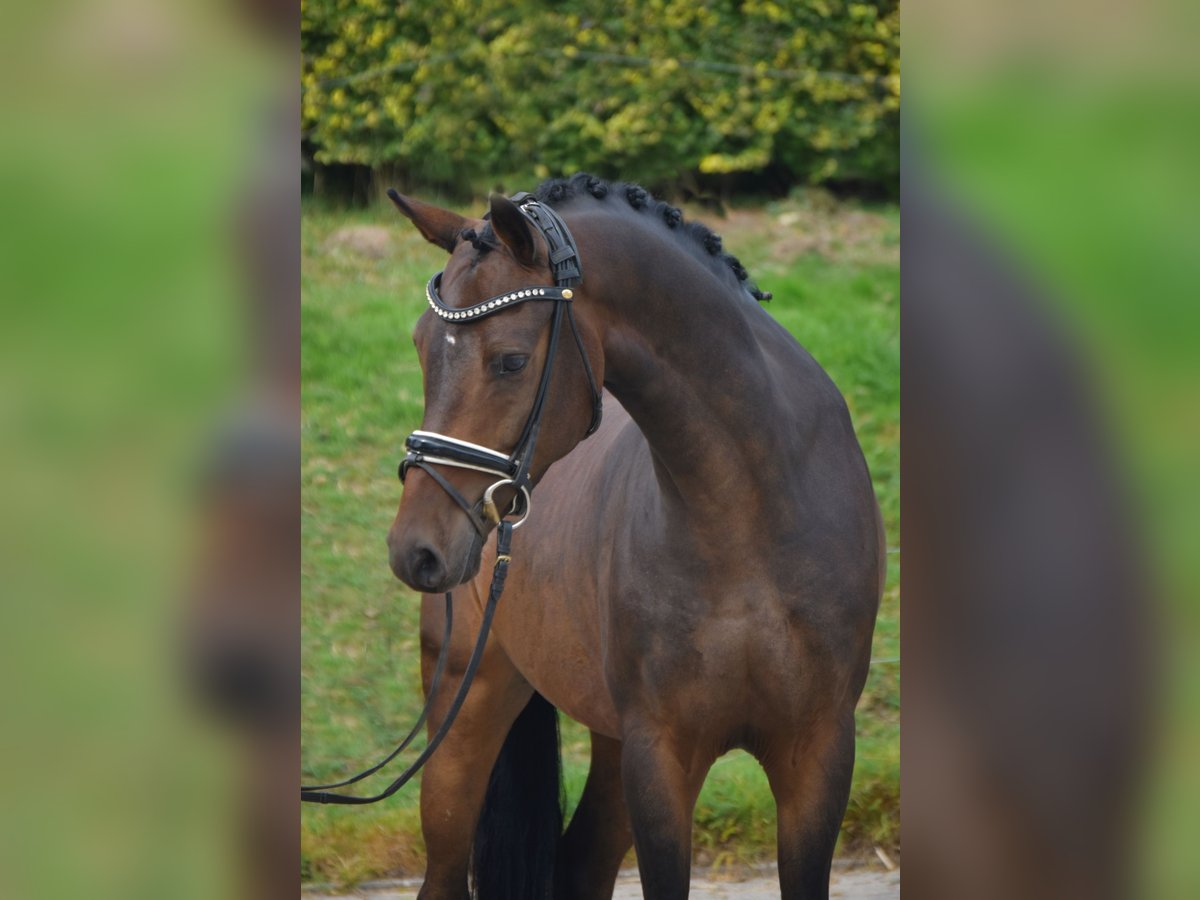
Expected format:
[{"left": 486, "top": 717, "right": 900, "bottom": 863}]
[{"left": 425, "top": 272, "right": 574, "bottom": 322}]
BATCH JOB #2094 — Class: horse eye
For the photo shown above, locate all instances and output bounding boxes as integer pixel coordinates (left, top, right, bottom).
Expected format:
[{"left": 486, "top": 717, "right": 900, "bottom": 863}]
[{"left": 499, "top": 354, "right": 528, "bottom": 374}]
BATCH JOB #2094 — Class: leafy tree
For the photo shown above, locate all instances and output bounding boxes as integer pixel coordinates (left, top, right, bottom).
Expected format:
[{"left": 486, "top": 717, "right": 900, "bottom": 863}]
[{"left": 301, "top": 0, "right": 899, "bottom": 194}]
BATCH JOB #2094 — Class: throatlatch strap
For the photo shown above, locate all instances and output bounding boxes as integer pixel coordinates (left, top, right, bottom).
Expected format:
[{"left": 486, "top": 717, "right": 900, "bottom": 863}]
[{"left": 566, "top": 303, "right": 603, "bottom": 435}]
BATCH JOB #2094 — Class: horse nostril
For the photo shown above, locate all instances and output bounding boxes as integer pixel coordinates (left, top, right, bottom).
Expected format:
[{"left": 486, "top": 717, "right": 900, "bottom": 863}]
[{"left": 401, "top": 542, "right": 447, "bottom": 592}]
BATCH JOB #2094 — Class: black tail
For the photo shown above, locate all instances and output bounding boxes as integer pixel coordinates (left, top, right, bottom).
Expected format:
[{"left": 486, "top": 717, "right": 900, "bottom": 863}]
[{"left": 470, "top": 693, "right": 563, "bottom": 900}]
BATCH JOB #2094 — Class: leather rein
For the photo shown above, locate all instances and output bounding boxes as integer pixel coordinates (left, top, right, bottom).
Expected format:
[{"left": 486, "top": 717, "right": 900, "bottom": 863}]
[{"left": 301, "top": 193, "right": 600, "bottom": 804}]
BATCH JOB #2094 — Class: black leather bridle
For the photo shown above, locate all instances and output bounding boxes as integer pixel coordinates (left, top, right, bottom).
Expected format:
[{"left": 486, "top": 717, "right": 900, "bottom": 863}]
[
  {"left": 301, "top": 192, "right": 601, "bottom": 805},
  {"left": 398, "top": 193, "right": 602, "bottom": 537}
]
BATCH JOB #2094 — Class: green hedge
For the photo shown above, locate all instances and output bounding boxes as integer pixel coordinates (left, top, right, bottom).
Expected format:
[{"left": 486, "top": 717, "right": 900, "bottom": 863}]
[{"left": 301, "top": 0, "right": 899, "bottom": 193}]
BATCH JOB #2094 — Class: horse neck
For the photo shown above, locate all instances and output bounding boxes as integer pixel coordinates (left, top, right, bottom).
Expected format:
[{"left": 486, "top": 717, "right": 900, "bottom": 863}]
[{"left": 572, "top": 210, "right": 786, "bottom": 530}]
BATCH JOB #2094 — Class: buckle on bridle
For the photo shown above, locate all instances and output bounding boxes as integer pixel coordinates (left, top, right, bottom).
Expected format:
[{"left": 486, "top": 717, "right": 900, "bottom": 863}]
[{"left": 482, "top": 478, "right": 532, "bottom": 529}]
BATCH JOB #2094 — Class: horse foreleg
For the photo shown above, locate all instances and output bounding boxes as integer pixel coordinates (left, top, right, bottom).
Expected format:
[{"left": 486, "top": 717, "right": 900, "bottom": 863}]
[
  {"left": 416, "top": 593, "right": 532, "bottom": 900},
  {"left": 619, "top": 723, "right": 711, "bottom": 900},
  {"left": 557, "top": 731, "right": 632, "bottom": 900},
  {"left": 760, "top": 715, "right": 857, "bottom": 900}
]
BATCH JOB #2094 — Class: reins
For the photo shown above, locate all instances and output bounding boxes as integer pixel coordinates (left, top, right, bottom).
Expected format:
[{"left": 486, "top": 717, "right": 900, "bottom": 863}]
[
  {"left": 301, "top": 523, "right": 513, "bottom": 804},
  {"left": 301, "top": 192, "right": 599, "bottom": 805}
]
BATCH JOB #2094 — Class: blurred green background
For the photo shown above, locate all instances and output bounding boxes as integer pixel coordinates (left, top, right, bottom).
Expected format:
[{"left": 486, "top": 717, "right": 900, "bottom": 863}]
[
  {"left": 918, "top": 85, "right": 1200, "bottom": 899},
  {"left": 0, "top": 4, "right": 272, "bottom": 898},
  {"left": 907, "top": 2, "right": 1200, "bottom": 896}
]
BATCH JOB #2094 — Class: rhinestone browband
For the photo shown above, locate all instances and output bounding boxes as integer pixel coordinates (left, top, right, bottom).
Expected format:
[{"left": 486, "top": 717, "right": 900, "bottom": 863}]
[{"left": 425, "top": 272, "right": 574, "bottom": 322}]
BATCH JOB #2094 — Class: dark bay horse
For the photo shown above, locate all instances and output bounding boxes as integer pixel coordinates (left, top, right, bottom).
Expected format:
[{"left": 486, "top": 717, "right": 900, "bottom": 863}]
[{"left": 384, "top": 174, "right": 883, "bottom": 900}]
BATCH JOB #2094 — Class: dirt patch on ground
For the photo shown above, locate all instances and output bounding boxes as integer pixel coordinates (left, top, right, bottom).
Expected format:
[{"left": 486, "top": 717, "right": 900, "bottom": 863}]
[
  {"left": 693, "top": 194, "right": 898, "bottom": 269},
  {"left": 322, "top": 225, "right": 396, "bottom": 259},
  {"left": 765, "top": 207, "right": 897, "bottom": 267}
]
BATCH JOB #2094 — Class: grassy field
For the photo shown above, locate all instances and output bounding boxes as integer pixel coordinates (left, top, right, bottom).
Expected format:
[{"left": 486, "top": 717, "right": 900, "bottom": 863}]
[{"left": 300, "top": 191, "right": 899, "bottom": 886}]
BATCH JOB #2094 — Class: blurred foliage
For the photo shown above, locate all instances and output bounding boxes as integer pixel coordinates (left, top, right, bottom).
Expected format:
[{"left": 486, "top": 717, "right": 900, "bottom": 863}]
[{"left": 301, "top": 0, "right": 899, "bottom": 194}]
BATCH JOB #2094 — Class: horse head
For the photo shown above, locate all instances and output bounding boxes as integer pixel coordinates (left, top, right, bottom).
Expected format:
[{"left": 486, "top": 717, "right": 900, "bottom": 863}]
[{"left": 385, "top": 191, "right": 603, "bottom": 593}]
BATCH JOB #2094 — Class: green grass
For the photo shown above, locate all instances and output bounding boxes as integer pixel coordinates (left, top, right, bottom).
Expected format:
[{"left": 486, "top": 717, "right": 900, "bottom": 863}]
[{"left": 301, "top": 194, "right": 899, "bottom": 886}]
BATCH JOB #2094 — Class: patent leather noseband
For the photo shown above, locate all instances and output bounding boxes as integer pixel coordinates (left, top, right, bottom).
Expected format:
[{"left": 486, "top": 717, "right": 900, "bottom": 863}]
[{"left": 398, "top": 193, "right": 603, "bottom": 536}]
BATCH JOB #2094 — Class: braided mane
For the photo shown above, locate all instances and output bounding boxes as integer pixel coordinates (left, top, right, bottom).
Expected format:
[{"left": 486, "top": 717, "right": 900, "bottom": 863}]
[{"left": 533, "top": 173, "right": 772, "bottom": 303}]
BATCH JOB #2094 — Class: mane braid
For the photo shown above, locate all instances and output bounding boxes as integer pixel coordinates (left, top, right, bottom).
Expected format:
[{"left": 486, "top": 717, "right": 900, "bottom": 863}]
[{"left": 532, "top": 172, "right": 771, "bottom": 303}]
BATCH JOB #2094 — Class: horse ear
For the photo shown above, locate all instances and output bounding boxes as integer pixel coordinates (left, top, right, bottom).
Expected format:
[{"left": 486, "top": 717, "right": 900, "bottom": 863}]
[
  {"left": 387, "top": 189, "right": 465, "bottom": 253},
  {"left": 488, "top": 194, "right": 537, "bottom": 266}
]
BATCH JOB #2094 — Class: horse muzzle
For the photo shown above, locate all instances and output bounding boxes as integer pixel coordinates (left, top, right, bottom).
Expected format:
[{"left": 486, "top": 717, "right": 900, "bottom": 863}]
[{"left": 387, "top": 500, "right": 486, "bottom": 593}]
